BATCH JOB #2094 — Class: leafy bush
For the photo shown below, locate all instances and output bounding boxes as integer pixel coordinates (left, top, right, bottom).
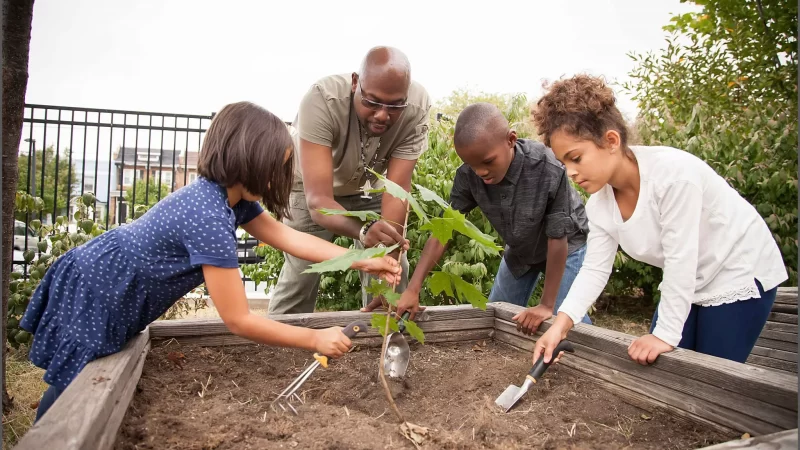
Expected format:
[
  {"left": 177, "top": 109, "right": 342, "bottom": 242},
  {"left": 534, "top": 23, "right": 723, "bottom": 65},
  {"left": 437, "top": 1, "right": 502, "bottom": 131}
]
[{"left": 623, "top": 0, "right": 797, "bottom": 290}]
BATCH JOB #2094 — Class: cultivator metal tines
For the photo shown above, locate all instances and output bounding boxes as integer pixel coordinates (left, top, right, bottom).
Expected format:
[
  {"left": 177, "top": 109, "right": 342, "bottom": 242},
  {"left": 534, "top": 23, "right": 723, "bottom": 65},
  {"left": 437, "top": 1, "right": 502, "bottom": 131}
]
[
  {"left": 270, "top": 320, "right": 369, "bottom": 415},
  {"left": 271, "top": 353, "right": 328, "bottom": 415}
]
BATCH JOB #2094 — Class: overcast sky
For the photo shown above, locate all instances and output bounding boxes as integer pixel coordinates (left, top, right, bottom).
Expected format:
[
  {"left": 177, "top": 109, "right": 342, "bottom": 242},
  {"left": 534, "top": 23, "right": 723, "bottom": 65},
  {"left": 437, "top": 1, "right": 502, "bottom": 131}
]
[{"left": 26, "top": 0, "right": 697, "bottom": 123}]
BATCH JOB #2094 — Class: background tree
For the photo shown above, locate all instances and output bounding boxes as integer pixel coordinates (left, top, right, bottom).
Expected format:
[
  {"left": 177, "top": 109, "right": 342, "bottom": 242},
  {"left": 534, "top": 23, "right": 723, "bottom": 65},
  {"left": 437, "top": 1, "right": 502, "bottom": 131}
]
[
  {"left": 124, "top": 178, "right": 170, "bottom": 208},
  {"left": 16, "top": 146, "right": 79, "bottom": 220},
  {"left": 3, "top": 0, "right": 36, "bottom": 414},
  {"left": 623, "top": 0, "right": 798, "bottom": 293}
]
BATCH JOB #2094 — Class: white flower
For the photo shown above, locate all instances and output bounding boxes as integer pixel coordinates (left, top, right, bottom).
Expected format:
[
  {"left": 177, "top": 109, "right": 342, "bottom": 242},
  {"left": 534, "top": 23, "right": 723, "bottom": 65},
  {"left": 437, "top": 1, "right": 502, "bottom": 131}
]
[{"left": 360, "top": 179, "right": 373, "bottom": 199}]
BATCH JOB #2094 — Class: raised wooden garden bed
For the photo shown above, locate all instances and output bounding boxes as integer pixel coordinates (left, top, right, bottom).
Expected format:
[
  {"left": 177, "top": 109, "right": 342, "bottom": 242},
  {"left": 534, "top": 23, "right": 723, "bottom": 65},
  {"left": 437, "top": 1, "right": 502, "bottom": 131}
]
[
  {"left": 15, "top": 299, "right": 797, "bottom": 449},
  {"left": 746, "top": 287, "right": 797, "bottom": 374}
]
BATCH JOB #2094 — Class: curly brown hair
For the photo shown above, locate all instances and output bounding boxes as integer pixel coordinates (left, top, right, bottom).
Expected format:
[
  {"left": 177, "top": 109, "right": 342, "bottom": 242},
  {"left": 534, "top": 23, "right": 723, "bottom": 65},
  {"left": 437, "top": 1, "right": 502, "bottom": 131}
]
[{"left": 532, "top": 75, "right": 630, "bottom": 155}]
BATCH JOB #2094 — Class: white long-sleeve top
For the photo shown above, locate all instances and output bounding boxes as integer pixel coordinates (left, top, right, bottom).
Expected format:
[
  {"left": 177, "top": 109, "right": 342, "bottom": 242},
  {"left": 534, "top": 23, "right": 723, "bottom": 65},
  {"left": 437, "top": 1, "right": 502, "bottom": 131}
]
[{"left": 558, "top": 146, "right": 788, "bottom": 346}]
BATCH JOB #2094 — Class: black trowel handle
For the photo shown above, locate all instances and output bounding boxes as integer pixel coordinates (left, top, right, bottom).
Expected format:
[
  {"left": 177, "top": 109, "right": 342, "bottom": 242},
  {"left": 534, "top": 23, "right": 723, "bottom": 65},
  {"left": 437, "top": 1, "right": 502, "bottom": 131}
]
[
  {"left": 396, "top": 311, "right": 411, "bottom": 333},
  {"left": 528, "top": 340, "right": 575, "bottom": 382}
]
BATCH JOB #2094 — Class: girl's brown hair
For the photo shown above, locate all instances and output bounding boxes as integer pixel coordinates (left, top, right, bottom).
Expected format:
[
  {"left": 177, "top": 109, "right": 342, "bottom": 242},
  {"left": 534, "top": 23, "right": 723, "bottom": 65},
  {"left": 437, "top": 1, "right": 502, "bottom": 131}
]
[
  {"left": 532, "top": 75, "right": 631, "bottom": 156},
  {"left": 198, "top": 101, "right": 294, "bottom": 220}
]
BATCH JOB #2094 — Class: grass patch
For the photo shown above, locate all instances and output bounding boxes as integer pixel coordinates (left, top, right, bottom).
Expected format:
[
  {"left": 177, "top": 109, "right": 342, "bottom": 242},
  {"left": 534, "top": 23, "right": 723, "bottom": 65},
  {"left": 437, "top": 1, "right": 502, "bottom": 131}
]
[{"left": 3, "top": 346, "right": 46, "bottom": 449}]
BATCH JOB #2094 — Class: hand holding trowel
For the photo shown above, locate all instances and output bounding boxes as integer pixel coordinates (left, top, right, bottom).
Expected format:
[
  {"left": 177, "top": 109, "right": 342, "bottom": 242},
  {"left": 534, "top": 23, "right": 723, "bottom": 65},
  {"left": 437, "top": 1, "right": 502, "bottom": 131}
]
[{"left": 495, "top": 339, "right": 575, "bottom": 412}]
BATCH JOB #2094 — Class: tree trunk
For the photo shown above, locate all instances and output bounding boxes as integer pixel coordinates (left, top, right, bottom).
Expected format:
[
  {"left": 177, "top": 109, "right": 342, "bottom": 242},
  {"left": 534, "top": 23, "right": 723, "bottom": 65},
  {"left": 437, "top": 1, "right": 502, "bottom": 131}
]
[{"left": 2, "top": 0, "right": 35, "bottom": 414}]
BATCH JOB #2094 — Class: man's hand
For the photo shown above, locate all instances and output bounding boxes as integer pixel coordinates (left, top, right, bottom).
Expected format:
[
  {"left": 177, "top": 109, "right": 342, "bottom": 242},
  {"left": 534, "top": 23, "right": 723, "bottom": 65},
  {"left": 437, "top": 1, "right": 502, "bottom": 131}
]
[
  {"left": 363, "top": 220, "right": 409, "bottom": 250},
  {"left": 627, "top": 334, "right": 674, "bottom": 365},
  {"left": 396, "top": 289, "right": 425, "bottom": 320},
  {"left": 512, "top": 304, "right": 554, "bottom": 335}
]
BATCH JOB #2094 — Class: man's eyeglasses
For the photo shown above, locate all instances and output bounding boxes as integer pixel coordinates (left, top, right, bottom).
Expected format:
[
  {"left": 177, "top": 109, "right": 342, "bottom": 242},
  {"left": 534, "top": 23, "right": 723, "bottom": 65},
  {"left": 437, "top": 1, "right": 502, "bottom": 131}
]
[{"left": 358, "top": 85, "right": 408, "bottom": 113}]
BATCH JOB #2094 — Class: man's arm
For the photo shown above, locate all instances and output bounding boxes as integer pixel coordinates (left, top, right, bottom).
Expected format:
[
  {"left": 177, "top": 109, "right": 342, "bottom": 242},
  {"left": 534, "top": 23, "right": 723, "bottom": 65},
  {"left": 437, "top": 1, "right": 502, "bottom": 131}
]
[
  {"left": 381, "top": 157, "right": 417, "bottom": 254},
  {"left": 301, "top": 138, "right": 363, "bottom": 240}
]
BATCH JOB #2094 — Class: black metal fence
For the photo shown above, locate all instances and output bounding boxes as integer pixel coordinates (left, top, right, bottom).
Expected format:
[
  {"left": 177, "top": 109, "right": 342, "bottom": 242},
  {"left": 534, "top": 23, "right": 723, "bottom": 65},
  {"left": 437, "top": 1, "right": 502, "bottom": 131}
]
[{"left": 15, "top": 104, "right": 269, "bottom": 283}]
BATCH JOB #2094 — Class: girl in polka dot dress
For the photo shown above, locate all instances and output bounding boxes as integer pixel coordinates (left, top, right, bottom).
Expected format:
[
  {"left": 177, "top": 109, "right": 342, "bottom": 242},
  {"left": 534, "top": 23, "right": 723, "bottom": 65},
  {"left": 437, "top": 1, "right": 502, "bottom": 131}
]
[{"left": 21, "top": 101, "right": 403, "bottom": 421}]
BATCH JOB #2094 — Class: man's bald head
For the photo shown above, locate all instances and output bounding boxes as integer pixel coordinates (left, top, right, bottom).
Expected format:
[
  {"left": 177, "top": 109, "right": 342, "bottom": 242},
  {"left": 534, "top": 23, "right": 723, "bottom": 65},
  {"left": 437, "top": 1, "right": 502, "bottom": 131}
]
[
  {"left": 454, "top": 103, "right": 510, "bottom": 150},
  {"left": 357, "top": 46, "right": 411, "bottom": 91}
]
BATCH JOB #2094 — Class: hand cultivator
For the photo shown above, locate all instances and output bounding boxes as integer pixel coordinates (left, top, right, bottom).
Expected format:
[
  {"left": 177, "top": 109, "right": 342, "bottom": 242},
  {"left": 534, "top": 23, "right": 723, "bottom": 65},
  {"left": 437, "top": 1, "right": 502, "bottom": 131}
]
[{"left": 271, "top": 320, "right": 368, "bottom": 415}]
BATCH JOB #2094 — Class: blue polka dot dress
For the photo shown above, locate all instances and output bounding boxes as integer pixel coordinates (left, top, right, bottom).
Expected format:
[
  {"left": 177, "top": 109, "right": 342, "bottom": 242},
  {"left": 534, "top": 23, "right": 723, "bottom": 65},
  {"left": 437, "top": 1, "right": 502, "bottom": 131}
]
[{"left": 20, "top": 177, "right": 263, "bottom": 391}]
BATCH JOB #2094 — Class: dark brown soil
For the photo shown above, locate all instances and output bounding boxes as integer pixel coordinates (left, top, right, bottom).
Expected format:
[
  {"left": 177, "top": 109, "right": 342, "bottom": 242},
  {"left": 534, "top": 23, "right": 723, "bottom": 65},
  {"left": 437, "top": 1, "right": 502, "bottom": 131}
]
[{"left": 115, "top": 339, "right": 731, "bottom": 450}]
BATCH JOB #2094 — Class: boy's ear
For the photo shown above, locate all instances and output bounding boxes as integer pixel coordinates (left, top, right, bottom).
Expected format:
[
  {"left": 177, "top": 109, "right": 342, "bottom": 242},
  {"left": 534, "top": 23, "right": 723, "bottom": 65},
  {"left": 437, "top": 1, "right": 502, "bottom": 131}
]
[{"left": 507, "top": 129, "right": 518, "bottom": 147}]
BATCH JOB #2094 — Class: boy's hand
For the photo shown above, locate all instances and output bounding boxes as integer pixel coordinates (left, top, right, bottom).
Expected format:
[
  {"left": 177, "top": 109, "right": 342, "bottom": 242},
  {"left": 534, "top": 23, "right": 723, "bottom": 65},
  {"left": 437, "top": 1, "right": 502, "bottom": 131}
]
[
  {"left": 512, "top": 304, "right": 553, "bottom": 335},
  {"left": 352, "top": 255, "right": 402, "bottom": 286},
  {"left": 312, "top": 327, "right": 352, "bottom": 358},
  {"left": 627, "top": 334, "right": 673, "bottom": 365},
  {"left": 396, "top": 289, "right": 426, "bottom": 320}
]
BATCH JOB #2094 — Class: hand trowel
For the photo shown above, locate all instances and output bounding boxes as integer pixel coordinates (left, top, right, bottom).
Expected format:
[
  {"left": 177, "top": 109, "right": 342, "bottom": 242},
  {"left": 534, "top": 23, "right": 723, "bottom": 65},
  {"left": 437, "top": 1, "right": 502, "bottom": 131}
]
[
  {"left": 383, "top": 311, "right": 411, "bottom": 378},
  {"left": 495, "top": 339, "right": 575, "bottom": 412}
]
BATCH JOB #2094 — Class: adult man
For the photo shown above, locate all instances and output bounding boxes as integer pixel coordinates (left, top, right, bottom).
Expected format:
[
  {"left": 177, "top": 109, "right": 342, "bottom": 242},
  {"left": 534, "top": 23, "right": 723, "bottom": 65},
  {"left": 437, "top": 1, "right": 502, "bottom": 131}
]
[{"left": 268, "top": 46, "right": 431, "bottom": 315}]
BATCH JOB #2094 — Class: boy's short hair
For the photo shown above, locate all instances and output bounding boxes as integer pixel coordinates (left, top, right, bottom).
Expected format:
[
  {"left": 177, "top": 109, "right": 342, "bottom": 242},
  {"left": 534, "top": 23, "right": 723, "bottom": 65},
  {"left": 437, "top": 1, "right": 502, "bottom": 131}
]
[
  {"left": 454, "top": 103, "right": 509, "bottom": 150},
  {"left": 198, "top": 101, "right": 294, "bottom": 220}
]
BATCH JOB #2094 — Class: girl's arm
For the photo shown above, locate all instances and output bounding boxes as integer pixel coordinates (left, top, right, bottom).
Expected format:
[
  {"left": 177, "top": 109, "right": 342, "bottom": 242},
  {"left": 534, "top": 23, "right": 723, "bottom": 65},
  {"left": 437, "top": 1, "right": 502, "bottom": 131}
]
[
  {"left": 201, "top": 265, "right": 352, "bottom": 357},
  {"left": 647, "top": 181, "right": 703, "bottom": 346},
  {"left": 555, "top": 220, "right": 619, "bottom": 325},
  {"left": 532, "top": 220, "right": 618, "bottom": 365},
  {"left": 242, "top": 211, "right": 402, "bottom": 282}
]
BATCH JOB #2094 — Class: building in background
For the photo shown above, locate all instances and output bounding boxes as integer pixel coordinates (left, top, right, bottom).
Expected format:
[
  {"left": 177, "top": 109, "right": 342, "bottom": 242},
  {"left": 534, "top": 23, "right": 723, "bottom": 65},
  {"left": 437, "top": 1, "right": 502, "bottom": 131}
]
[{"left": 108, "top": 147, "right": 198, "bottom": 223}]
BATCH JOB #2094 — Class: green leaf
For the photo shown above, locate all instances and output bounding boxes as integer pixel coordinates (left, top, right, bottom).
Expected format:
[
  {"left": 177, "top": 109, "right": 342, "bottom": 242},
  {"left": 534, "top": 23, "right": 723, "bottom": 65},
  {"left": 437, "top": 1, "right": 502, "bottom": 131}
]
[
  {"left": 452, "top": 276, "right": 489, "bottom": 310},
  {"left": 303, "top": 244, "right": 399, "bottom": 274},
  {"left": 414, "top": 183, "right": 449, "bottom": 210},
  {"left": 444, "top": 208, "right": 502, "bottom": 255},
  {"left": 81, "top": 192, "right": 95, "bottom": 207},
  {"left": 383, "top": 290, "right": 401, "bottom": 306},
  {"left": 365, "top": 278, "right": 391, "bottom": 297},
  {"left": 428, "top": 271, "right": 455, "bottom": 297},
  {"left": 404, "top": 319, "right": 425, "bottom": 344},
  {"left": 23, "top": 250, "right": 35, "bottom": 263},
  {"left": 371, "top": 313, "right": 399, "bottom": 337},
  {"left": 317, "top": 208, "right": 381, "bottom": 222},
  {"left": 367, "top": 169, "right": 428, "bottom": 223},
  {"left": 419, "top": 217, "right": 454, "bottom": 245}
]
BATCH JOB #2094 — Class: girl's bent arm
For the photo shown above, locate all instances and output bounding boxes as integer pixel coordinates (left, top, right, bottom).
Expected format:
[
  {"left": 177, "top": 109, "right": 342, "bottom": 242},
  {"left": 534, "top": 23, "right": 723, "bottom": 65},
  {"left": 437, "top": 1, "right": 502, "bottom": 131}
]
[
  {"left": 650, "top": 181, "right": 703, "bottom": 347},
  {"left": 201, "top": 265, "right": 318, "bottom": 351}
]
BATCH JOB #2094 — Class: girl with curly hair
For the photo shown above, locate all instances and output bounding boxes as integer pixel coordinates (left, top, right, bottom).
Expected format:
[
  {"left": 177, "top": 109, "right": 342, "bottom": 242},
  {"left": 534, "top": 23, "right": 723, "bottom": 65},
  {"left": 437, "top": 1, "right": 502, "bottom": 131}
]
[{"left": 530, "top": 75, "right": 787, "bottom": 366}]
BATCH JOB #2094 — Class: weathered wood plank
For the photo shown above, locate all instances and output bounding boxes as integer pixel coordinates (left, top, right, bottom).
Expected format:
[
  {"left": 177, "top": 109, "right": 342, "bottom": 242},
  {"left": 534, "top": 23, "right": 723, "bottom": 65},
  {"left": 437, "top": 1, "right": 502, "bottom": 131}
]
[
  {"left": 149, "top": 304, "right": 491, "bottom": 338},
  {"left": 771, "top": 304, "right": 798, "bottom": 314},
  {"left": 698, "top": 429, "right": 798, "bottom": 449},
  {"left": 494, "top": 319, "right": 796, "bottom": 433},
  {"left": 489, "top": 302, "right": 798, "bottom": 412},
  {"left": 492, "top": 330, "right": 739, "bottom": 437},
  {"left": 95, "top": 339, "right": 150, "bottom": 450},
  {"left": 154, "top": 328, "right": 495, "bottom": 348},
  {"left": 756, "top": 337, "right": 798, "bottom": 353},
  {"left": 774, "top": 287, "right": 797, "bottom": 305},
  {"left": 759, "top": 329, "right": 798, "bottom": 344},
  {"left": 747, "top": 354, "right": 798, "bottom": 373},
  {"left": 15, "top": 329, "right": 151, "bottom": 450},
  {"left": 151, "top": 315, "right": 493, "bottom": 343},
  {"left": 764, "top": 321, "right": 798, "bottom": 334},
  {"left": 750, "top": 346, "right": 797, "bottom": 362},
  {"left": 768, "top": 312, "right": 797, "bottom": 324}
]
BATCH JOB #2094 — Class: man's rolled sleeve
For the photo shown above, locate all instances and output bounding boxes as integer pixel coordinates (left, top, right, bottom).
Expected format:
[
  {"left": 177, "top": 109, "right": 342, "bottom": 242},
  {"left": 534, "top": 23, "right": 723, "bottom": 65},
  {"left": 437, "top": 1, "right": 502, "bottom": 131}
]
[{"left": 297, "top": 85, "right": 335, "bottom": 147}]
